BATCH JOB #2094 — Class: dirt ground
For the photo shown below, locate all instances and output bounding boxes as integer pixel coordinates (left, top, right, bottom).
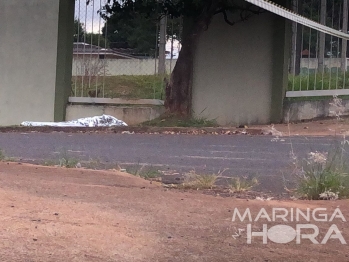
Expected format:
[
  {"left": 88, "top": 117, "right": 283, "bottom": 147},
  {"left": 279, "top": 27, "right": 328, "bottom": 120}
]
[
  {"left": 260, "top": 117, "right": 349, "bottom": 136},
  {"left": 0, "top": 162, "right": 348, "bottom": 262},
  {"left": 2, "top": 117, "right": 349, "bottom": 137}
]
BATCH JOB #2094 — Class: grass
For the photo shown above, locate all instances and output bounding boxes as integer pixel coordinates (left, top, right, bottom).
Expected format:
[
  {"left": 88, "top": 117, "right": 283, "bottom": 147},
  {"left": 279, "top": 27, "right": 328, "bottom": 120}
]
[
  {"left": 294, "top": 140, "right": 349, "bottom": 200},
  {"left": 285, "top": 95, "right": 349, "bottom": 102},
  {"left": 0, "top": 149, "right": 5, "bottom": 161},
  {"left": 71, "top": 75, "right": 165, "bottom": 100},
  {"left": 59, "top": 157, "right": 79, "bottom": 168},
  {"left": 288, "top": 72, "right": 349, "bottom": 93},
  {"left": 58, "top": 150, "right": 79, "bottom": 168},
  {"left": 83, "top": 158, "right": 103, "bottom": 170},
  {"left": 229, "top": 176, "right": 259, "bottom": 193},
  {"left": 0, "top": 149, "right": 17, "bottom": 162},
  {"left": 140, "top": 114, "right": 218, "bottom": 127},
  {"left": 126, "top": 164, "right": 162, "bottom": 180},
  {"left": 42, "top": 160, "right": 58, "bottom": 166},
  {"left": 180, "top": 171, "right": 218, "bottom": 190},
  {"left": 285, "top": 95, "right": 349, "bottom": 199}
]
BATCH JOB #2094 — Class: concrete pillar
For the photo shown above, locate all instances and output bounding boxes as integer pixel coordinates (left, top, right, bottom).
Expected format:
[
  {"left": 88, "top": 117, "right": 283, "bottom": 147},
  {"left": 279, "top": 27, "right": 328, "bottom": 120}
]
[
  {"left": 0, "top": 0, "right": 75, "bottom": 126},
  {"left": 192, "top": 2, "right": 290, "bottom": 126}
]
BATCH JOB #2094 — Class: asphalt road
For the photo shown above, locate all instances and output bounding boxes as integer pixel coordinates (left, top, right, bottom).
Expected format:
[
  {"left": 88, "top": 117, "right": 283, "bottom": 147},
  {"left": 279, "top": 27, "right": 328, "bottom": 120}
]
[{"left": 0, "top": 132, "right": 339, "bottom": 193}]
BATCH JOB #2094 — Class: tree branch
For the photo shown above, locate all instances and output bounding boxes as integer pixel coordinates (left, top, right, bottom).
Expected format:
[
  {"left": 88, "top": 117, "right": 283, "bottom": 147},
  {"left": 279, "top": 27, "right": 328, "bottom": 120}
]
[
  {"left": 223, "top": 10, "right": 236, "bottom": 26},
  {"left": 219, "top": 5, "right": 265, "bottom": 27}
]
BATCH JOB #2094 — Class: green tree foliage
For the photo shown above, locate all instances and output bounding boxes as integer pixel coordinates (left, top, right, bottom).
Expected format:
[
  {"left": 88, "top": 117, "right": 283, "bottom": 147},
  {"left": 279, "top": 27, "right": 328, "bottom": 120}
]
[
  {"left": 74, "top": 19, "right": 85, "bottom": 42},
  {"left": 101, "top": 9, "right": 181, "bottom": 56},
  {"left": 85, "top": 33, "right": 110, "bottom": 48}
]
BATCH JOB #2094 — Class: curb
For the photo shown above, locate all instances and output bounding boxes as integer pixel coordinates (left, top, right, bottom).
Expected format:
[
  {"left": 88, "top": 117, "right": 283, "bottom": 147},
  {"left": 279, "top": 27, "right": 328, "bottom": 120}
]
[{"left": 0, "top": 126, "right": 266, "bottom": 135}]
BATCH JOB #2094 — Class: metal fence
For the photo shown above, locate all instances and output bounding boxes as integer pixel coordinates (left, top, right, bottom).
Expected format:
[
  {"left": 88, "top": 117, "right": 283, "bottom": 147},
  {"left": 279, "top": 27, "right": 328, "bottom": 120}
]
[
  {"left": 71, "top": 0, "right": 181, "bottom": 102},
  {"left": 287, "top": 0, "right": 349, "bottom": 98}
]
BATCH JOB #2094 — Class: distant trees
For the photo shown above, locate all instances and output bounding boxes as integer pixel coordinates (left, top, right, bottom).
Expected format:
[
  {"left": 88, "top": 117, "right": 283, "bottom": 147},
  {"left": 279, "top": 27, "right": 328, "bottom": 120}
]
[
  {"left": 101, "top": 10, "right": 181, "bottom": 57},
  {"left": 74, "top": 19, "right": 109, "bottom": 48}
]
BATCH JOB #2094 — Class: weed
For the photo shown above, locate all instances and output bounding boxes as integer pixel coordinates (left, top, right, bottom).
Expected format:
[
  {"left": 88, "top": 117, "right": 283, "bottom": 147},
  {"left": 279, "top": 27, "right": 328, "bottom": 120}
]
[
  {"left": 42, "top": 160, "right": 58, "bottom": 166},
  {"left": 0, "top": 149, "right": 17, "bottom": 162},
  {"left": 58, "top": 150, "right": 79, "bottom": 168},
  {"left": 59, "top": 157, "right": 79, "bottom": 168},
  {"left": 0, "top": 149, "right": 5, "bottom": 161},
  {"left": 4, "top": 157, "right": 17, "bottom": 162},
  {"left": 294, "top": 144, "right": 349, "bottom": 200},
  {"left": 126, "top": 164, "right": 161, "bottom": 180},
  {"left": 329, "top": 95, "right": 345, "bottom": 120},
  {"left": 180, "top": 171, "right": 218, "bottom": 190},
  {"left": 229, "top": 176, "right": 259, "bottom": 193},
  {"left": 84, "top": 158, "right": 102, "bottom": 170},
  {"left": 283, "top": 96, "right": 349, "bottom": 200},
  {"left": 141, "top": 170, "right": 161, "bottom": 180}
]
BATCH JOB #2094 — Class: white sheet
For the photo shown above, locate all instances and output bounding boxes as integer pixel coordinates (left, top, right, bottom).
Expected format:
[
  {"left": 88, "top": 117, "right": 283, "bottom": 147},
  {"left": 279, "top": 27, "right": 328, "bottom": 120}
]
[{"left": 21, "top": 115, "right": 127, "bottom": 127}]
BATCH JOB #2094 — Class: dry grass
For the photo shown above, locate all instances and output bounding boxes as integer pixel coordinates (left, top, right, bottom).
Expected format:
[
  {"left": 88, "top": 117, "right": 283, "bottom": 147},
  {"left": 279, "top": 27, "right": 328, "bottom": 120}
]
[
  {"left": 229, "top": 176, "right": 259, "bottom": 193},
  {"left": 180, "top": 171, "right": 218, "bottom": 190}
]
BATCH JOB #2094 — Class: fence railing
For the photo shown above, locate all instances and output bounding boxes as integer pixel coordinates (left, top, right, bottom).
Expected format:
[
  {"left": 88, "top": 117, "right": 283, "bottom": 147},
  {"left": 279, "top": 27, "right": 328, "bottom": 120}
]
[
  {"left": 72, "top": 0, "right": 180, "bottom": 102},
  {"left": 72, "top": 58, "right": 177, "bottom": 76},
  {"left": 287, "top": 0, "right": 349, "bottom": 98}
]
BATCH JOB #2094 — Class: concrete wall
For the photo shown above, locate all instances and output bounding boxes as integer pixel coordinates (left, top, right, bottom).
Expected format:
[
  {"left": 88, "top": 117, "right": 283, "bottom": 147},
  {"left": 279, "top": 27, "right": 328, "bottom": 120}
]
[
  {"left": 72, "top": 57, "right": 348, "bottom": 77},
  {"left": 283, "top": 99, "right": 349, "bottom": 122},
  {"left": 66, "top": 104, "right": 165, "bottom": 125},
  {"left": 72, "top": 58, "right": 177, "bottom": 76},
  {"left": 0, "top": 0, "right": 74, "bottom": 126},
  {"left": 300, "top": 58, "right": 345, "bottom": 70},
  {"left": 192, "top": 4, "right": 289, "bottom": 126}
]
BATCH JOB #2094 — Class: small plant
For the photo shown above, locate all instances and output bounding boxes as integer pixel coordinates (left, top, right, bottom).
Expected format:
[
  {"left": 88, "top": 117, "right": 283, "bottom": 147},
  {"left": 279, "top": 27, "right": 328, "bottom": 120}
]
[
  {"left": 42, "top": 160, "right": 57, "bottom": 166},
  {"left": 180, "top": 171, "right": 218, "bottom": 190},
  {"left": 0, "top": 149, "right": 17, "bottom": 162},
  {"left": 126, "top": 164, "right": 161, "bottom": 180},
  {"left": 285, "top": 96, "right": 349, "bottom": 200},
  {"left": 141, "top": 170, "right": 162, "bottom": 180},
  {"left": 0, "top": 149, "right": 5, "bottom": 161},
  {"left": 84, "top": 158, "right": 102, "bottom": 170},
  {"left": 319, "top": 190, "right": 339, "bottom": 200},
  {"left": 58, "top": 149, "right": 79, "bottom": 168},
  {"left": 229, "top": 176, "right": 259, "bottom": 193},
  {"left": 294, "top": 146, "right": 349, "bottom": 200},
  {"left": 59, "top": 157, "right": 79, "bottom": 168},
  {"left": 329, "top": 95, "right": 345, "bottom": 120}
]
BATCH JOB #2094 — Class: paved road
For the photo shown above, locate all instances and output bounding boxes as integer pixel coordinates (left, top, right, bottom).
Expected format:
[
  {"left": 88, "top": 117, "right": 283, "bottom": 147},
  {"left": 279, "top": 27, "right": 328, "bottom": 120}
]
[{"left": 0, "top": 132, "right": 339, "bottom": 193}]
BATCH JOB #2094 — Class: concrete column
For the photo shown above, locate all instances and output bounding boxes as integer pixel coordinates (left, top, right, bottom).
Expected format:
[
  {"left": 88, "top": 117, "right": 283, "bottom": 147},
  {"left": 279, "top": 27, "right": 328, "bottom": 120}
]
[
  {"left": 270, "top": 3, "right": 291, "bottom": 124},
  {"left": 0, "top": 0, "right": 75, "bottom": 126},
  {"left": 192, "top": 1, "right": 289, "bottom": 126}
]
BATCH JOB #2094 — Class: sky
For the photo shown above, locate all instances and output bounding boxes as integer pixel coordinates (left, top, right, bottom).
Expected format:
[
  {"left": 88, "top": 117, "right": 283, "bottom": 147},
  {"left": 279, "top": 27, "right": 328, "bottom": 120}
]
[
  {"left": 74, "top": 0, "right": 181, "bottom": 58},
  {"left": 75, "top": 0, "right": 106, "bottom": 34}
]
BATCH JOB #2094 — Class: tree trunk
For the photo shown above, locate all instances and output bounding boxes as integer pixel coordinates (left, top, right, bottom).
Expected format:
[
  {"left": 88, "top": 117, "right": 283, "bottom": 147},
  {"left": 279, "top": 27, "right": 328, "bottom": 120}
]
[
  {"left": 318, "top": 0, "right": 327, "bottom": 73},
  {"left": 342, "top": 0, "right": 348, "bottom": 72},
  {"left": 158, "top": 15, "right": 167, "bottom": 75},
  {"left": 164, "top": 17, "right": 199, "bottom": 116},
  {"left": 164, "top": 0, "right": 220, "bottom": 117}
]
